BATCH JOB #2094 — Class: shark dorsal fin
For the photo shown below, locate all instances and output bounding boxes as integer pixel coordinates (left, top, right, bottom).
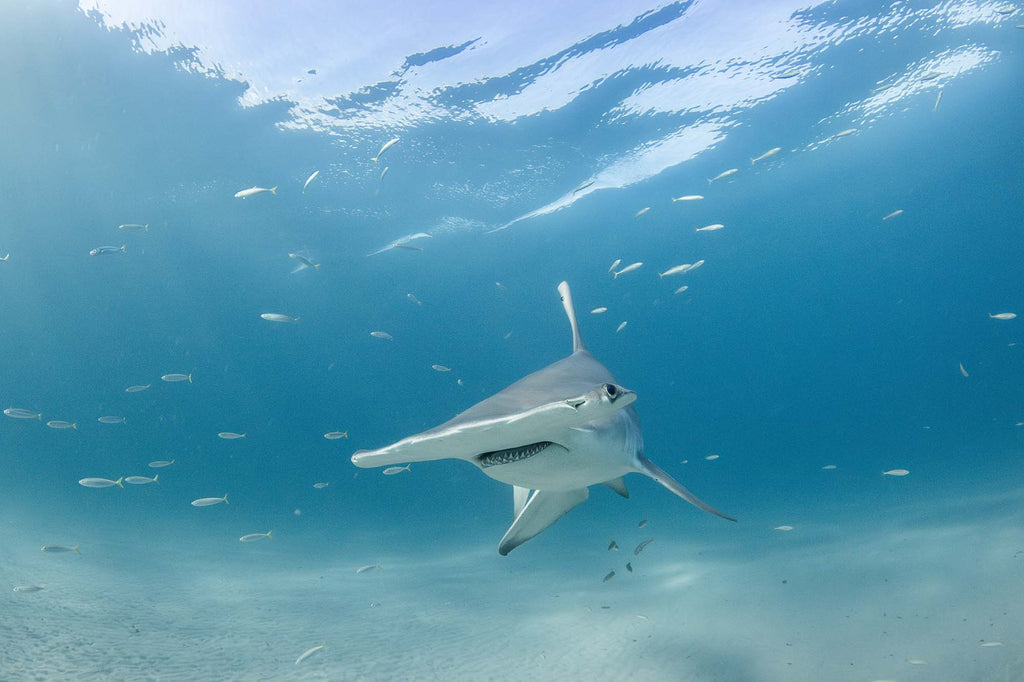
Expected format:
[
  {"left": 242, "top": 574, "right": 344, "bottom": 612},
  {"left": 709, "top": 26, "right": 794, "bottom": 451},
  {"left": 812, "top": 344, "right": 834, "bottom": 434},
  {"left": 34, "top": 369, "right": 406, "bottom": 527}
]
[{"left": 557, "top": 281, "right": 586, "bottom": 353}]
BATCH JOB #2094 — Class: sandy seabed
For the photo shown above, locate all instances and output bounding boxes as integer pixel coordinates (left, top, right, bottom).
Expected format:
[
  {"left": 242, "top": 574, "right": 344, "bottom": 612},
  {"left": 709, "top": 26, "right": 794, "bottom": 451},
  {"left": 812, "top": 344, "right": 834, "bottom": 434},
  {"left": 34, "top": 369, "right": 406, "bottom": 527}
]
[{"left": 2, "top": 489, "right": 1022, "bottom": 682}]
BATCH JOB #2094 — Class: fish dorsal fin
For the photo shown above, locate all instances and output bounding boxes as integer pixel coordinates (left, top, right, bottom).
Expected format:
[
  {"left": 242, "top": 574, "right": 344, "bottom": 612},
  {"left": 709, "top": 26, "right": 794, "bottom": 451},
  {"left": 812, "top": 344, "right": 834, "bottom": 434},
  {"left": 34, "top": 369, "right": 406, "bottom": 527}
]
[{"left": 557, "top": 281, "right": 586, "bottom": 353}]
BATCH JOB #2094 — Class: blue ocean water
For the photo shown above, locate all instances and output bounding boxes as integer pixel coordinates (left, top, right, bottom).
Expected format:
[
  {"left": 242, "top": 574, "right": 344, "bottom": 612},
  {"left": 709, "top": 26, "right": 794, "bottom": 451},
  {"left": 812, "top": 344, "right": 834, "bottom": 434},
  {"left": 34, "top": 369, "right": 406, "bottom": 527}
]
[{"left": 1, "top": 1, "right": 1022, "bottom": 679}]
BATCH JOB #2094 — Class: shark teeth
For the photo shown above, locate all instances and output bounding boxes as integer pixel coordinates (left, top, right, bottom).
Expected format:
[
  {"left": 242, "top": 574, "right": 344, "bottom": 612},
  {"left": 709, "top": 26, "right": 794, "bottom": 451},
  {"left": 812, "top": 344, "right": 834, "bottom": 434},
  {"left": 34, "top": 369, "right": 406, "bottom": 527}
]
[{"left": 477, "top": 441, "right": 555, "bottom": 469}]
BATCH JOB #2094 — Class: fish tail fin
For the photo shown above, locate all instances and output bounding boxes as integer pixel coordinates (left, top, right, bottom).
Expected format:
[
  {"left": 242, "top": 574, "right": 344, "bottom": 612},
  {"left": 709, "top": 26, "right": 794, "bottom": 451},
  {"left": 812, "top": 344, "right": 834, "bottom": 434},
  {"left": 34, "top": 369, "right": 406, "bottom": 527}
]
[
  {"left": 153, "top": 475, "right": 158, "bottom": 483},
  {"left": 72, "top": 423, "right": 78, "bottom": 429},
  {"left": 120, "top": 244, "right": 126, "bottom": 253},
  {"left": 371, "top": 156, "right": 379, "bottom": 163},
  {"left": 267, "top": 530, "right": 273, "bottom": 539},
  {"left": 750, "top": 157, "right": 755, "bottom": 165},
  {"left": 188, "top": 373, "right": 193, "bottom": 383},
  {"left": 223, "top": 494, "right": 229, "bottom": 505},
  {"left": 314, "top": 263, "right": 321, "bottom": 269},
  {"left": 144, "top": 224, "right": 149, "bottom": 232},
  {"left": 658, "top": 271, "right": 664, "bottom": 279},
  {"left": 73, "top": 544, "right": 80, "bottom": 555},
  {"left": 115, "top": 477, "right": 124, "bottom": 488},
  {"left": 269, "top": 186, "right": 277, "bottom": 195},
  {"left": 36, "top": 413, "right": 42, "bottom": 421},
  {"left": 707, "top": 178, "right": 712, "bottom": 185}
]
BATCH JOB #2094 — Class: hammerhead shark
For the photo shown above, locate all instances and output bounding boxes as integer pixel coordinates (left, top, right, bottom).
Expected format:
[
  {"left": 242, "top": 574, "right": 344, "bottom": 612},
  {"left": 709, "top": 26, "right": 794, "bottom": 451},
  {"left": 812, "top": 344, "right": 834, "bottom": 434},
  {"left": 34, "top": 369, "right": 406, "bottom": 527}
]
[{"left": 352, "top": 281, "right": 735, "bottom": 554}]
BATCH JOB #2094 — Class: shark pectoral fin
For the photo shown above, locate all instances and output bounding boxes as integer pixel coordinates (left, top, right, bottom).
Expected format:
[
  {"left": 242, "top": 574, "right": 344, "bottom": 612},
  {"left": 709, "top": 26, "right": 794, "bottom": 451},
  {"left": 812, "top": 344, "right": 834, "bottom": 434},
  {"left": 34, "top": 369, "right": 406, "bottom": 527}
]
[
  {"left": 498, "top": 488, "right": 589, "bottom": 556},
  {"left": 513, "top": 486, "right": 531, "bottom": 518},
  {"left": 602, "top": 477, "right": 629, "bottom": 498},
  {"left": 636, "top": 456, "right": 736, "bottom": 522}
]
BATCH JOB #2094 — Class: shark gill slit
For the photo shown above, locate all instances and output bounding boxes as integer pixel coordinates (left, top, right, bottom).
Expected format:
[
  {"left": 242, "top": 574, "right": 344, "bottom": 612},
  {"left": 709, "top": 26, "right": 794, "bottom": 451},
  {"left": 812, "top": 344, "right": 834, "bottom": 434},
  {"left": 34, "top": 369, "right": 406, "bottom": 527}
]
[{"left": 477, "top": 441, "right": 560, "bottom": 469}]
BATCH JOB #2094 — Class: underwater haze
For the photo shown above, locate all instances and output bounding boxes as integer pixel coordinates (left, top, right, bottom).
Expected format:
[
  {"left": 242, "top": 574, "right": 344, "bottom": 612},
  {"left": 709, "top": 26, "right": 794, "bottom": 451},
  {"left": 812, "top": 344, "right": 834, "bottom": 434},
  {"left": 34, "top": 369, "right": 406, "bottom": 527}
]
[{"left": 2, "top": 0, "right": 1022, "bottom": 679}]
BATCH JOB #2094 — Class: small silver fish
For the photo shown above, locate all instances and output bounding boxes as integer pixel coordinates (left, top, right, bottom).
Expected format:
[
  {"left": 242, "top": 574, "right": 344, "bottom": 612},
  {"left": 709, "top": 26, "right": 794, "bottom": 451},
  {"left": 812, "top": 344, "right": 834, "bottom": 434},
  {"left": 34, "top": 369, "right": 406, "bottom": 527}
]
[
  {"left": 313, "top": 482, "right": 330, "bottom": 489},
  {"left": 695, "top": 223, "right": 724, "bottom": 233},
  {"left": 406, "top": 293, "right": 422, "bottom": 306},
  {"left": 591, "top": 307, "right": 608, "bottom": 314},
  {"left": 370, "top": 331, "right": 393, "bottom": 340},
  {"left": 572, "top": 179, "right": 595, "bottom": 194},
  {"left": 658, "top": 264, "right": 691, "bottom": 278},
  {"left": 602, "top": 570, "right": 615, "bottom": 582},
  {"left": 161, "top": 373, "right": 192, "bottom": 383},
  {"left": 634, "top": 207, "right": 650, "bottom": 218},
  {"left": 882, "top": 469, "right": 909, "bottom": 477},
  {"left": 989, "top": 313, "right": 1016, "bottom": 320},
  {"left": 959, "top": 362, "right": 969, "bottom": 378},
  {"left": 705, "top": 454, "right": 719, "bottom": 460},
  {"left": 302, "top": 170, "right": 320, "bottom": 194},
  {"left": 379, "top": 166, "right": 389, "bottom": 182},
  {"left": 671, "top": 194, "right": 703, "bottom": 202},
  {"left": 774, "top": 525, "right": 794, "bottom": 531},
  {"left": 708, "top": 168, "right": 738, "bottom": 184},
  {"left": 89, "top": 245, "right": 126, "bottom": 256},
  {"left": 289, "top": 253, "right": 320, "bottom": 270},
  {"left": 261, "top": 313, "right": 299, "bottom": 323},
  {"left": 771, "top": 69, "right": 802, "bottom": 79},
  {"left": 372, "top": 137, "right": 400, "bottom": 163},
  {"left": 634, "top": 539, "right": 654, "bottom": 556},
  {"left": 933, "top": 89, "right": 943, "bottom": 112},
  {"left": 148, "top": 459, "right": 175, "bottom": 468},
  {"left": 356, "top": 563, "right": 382, "bottom": 573},
  {"left": 882, "top": 209, "right": 903, "bottom": 221},
  {"left": 124, "top": 475, "right": 158, "bottom": 485},
  {"left": 673, "top": 285, "right": 689, "bottom": 295},
  {"left": 431, "top": 364, "right": 451, "bottom": 372},
  {"left": 5, "top": 408, "right": 41, "bottom": 420},
  {"left": 615, "top": 321, "right": 627, "bottom": 334},
  {"left": 125, "top": 384, "right": 151, "bottom": 393},
  {"left": 41, "top": 544, "right": 79, "bottom": 554},
  {"left": 835, "top": 128, "right": 858, "bottom": 138},
  {"left": 234, "top": 186, "right": 277, "bottom": 199},
  {"left": 608, "top": 258, "right": 621, "bottom": 273},
  {"left": 383, "top": 464, "right": 411, "bottom": 475},
  {"left": 191, "top": 494, "right": 228, "bottom": 507},
  {"left": 323, "top": 431, "right": 348, "bottom": 440},
  {"left": 98, "top": 415, "right": 126, "bottom": 424},
  {"left": 295, "top": 643, "right": 326, "bottom": 665},
  {"left": 78, "top": 477, "right": 124, "bottom": 488},
  {"left": 613, "top": 262, "right": 643, "bottom": 279},
  {"left": 239, "top": 531, "right": 273, "bottom": 543},
  {"left": 688, "top": 259, "right": 705, "bottom": 272},
  {"left": 750, "top": 147, "right": 781, "bottom": 165},
  {"left": 218, "top": 432, "right": 246, "bottom": 440},
  {"left": 821, "top": 464, "right": 837, "bottom": 470},
  {"left": 117, "top": 223, "right": 148, "bottom": 231},
  {"left": 46, "top": 420, "right": 77, "bottom": 430},
  {"left": 12, "top": 584, "right": 46, "bottom": 593}
]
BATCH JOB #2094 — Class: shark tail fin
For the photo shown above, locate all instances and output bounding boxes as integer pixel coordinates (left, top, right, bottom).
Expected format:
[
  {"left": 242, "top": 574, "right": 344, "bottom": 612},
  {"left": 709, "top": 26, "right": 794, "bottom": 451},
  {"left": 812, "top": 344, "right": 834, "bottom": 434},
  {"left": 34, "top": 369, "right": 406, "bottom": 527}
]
[
  {"left": 557, "top": 281, "right": 586, "bottom": 353},
  {"left": 635, "top": 455, "right": 736, "bottom": 522},
  {"left": 498, "top": 488, "right": 589, "bottom": 555}
]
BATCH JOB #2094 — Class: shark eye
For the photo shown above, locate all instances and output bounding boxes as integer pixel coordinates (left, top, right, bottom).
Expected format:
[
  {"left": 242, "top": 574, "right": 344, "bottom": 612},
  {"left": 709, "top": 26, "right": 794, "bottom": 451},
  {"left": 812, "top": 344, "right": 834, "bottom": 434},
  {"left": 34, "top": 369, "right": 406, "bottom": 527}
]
[{"left": 604, "top": 383, "right": 617, "bottom": 399}]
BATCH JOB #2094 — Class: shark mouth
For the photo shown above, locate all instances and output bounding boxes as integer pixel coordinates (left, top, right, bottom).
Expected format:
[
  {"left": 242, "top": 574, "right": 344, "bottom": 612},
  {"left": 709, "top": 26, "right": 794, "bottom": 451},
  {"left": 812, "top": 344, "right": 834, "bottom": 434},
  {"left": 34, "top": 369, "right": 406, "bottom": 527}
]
[{"left": 477, "top": 441, "right": 561, "bottom": 469}]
